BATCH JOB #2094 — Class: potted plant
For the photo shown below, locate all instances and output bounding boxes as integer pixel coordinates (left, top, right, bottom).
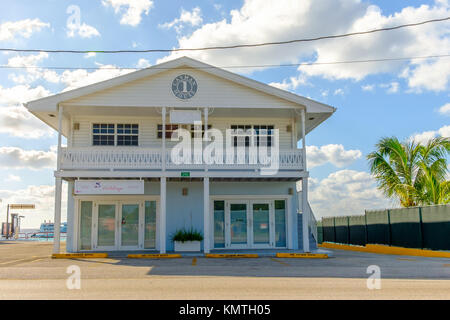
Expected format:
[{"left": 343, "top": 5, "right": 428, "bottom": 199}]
[{"left": 171, "top": 228, "right": 204, "bottom": 252}]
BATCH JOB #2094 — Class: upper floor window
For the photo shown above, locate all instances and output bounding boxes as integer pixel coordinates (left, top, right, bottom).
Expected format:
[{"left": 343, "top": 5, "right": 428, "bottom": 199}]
[
  {"left": 157, "top": 124, "right": 179, "bottom": 139},
  {"left": 254, "top": 125, "right": 274, "bottom": 147},
  {"left": 231, "top": 125, "right": 251, "bottom": 147},
  {"left": 190, "top": 124, "right": 212, "bottom": 138},
  {"left": 117, "top": 124, "right": 139, "bottom": 146},
  {"left": 92, "top": 123, "right": 139, "bottom": 146},
  {"left": 157, "top": 124, "right": 213, "bottom": 139},
  {"left": 93, "top": 124, "right": 115, "bottom": 146},
  {"left": 230, "top": 125, "right": 274, "bottom": 147}
]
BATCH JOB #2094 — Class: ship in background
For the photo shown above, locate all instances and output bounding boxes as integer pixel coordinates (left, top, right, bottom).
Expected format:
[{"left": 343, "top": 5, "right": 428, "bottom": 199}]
[
  {"left": 30, "top": 221, "right": 67, "bottom": 238},
  {"left": 1, "top": 220, "right": 67, "bottom": 240}
]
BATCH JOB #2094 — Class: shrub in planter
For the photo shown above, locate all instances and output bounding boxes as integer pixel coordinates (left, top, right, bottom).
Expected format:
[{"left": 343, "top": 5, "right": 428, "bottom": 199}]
[
  {"left": 171, "top": 228, "right": 204, "bottom": 242},
  {"left": 171, "top": 228, "right": 204, "bottom": 252}
]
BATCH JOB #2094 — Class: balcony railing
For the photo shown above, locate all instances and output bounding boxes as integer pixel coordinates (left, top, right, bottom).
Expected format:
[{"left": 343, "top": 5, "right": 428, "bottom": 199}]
[{"left": 60, "top": 147, "right": 304, "bottom": 171}]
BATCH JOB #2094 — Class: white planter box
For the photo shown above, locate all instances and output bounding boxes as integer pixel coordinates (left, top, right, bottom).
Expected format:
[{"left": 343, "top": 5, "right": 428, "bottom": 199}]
[{"left": 174, "top": 240, "right": 201, "bottom": 252}]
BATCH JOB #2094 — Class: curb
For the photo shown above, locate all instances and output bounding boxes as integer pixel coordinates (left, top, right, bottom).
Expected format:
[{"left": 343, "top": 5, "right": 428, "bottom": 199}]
[
  {"left": 52, "top": 253, "right": 108, "bottom": 259},
  {"left": 276, "top": 252, "right": 328, "bottom": 259},
  {"left": 205, "top": 253, "right": 258, "bottom": 258},
  {"left": 319, "top": 242, "right": 450, "bottom": 259},
  {"left": 128, "top": 254, "right": 181, "bottom": 259}
]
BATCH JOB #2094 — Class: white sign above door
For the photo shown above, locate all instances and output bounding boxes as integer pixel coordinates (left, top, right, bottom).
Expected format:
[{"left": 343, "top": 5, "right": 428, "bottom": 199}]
[
  {"left": 74, "top": 180, "right": 144, "bottom": 195},
  {"left": 170, "top": 110, "right": 201, "bottom": 124}
]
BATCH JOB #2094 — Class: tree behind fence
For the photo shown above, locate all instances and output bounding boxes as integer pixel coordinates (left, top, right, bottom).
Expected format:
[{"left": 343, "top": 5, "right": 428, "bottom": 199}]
[{"left": 318, "top": 204, "right": 450, "bottom": 251}]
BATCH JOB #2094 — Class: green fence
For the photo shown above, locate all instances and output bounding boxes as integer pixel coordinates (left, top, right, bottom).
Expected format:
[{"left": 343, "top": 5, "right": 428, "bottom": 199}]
[{"left": 318, "top": 204, "right": 450, "bottom": 251}]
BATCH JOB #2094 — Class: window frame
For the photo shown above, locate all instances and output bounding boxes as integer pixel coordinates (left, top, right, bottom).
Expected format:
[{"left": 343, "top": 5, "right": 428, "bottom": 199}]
[
  {"left": 92, "top": 123, "right": 116, "bottom": 146},
  {"left": 156, "top": 124, "right": 213, "bottom": 140},
  {"left": 91, "top": 123, "right": 140, "bottom": 147},
  {"left": 117, "top": 124, "right": 139, "bottom": 146},
  {"left": 157, "top": 124, "right": 180, "bottom": 139},
  {"left": 230, "top": 124, "right": 274, "bottom": 147}
]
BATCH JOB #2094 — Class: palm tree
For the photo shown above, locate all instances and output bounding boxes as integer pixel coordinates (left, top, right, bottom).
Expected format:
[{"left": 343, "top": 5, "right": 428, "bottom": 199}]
[
  {"left": 367, "top": 136, "right": 449, "bottom": 207},
  {"left": 416, "top": 137, "right": 450, "bottom": 205}
]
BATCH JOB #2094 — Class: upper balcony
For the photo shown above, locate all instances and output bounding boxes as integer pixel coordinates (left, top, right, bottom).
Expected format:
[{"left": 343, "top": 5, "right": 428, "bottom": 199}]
[{"left": 60, "top": 147, "right": 304, "bottom": 175}]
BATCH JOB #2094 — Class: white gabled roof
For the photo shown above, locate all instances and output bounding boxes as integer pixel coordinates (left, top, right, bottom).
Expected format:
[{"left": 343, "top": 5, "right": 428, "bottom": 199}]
[{"left": 25, "top": 56, "right": 335, "bottom": 114}]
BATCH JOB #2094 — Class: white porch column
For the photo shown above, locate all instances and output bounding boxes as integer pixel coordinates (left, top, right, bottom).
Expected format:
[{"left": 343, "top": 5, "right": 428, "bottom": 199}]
[
  {"left": 160, "top": 176, "right": 166, "bottom": 253},
  {"left": 291, "top": 117, "right": 296, "bottom": 149},
  {"left": 203, "top": 107, "right": 210, "bottom": 253},
  {"left": 204, "top": 108, "right": 208, "bottom": 137},
  {"left": 301, "top": 108, "right": 310, "bottom": 252},
  {"left": 204, "top": 107, "right": 209, "bottom": 169},
  {"left": 53, "top": 105, "right": 63, "bottom": 254},
  {"left": 203, "top": 177, "right": 210, "bottom": 253},
  {"left": 162, "top": 107, "right": 166, "bottom": 171}
]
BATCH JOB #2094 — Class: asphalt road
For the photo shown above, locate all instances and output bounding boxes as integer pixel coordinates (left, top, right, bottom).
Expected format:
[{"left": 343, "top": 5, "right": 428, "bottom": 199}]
[{"left": 0, "top": 241, "right": 449, "bottom": 299}]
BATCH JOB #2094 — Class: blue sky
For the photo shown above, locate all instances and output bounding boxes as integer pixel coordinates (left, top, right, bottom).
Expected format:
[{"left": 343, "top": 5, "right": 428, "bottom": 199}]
[{"left": 0, "top": 0, "right": 448, "bottom": 227}]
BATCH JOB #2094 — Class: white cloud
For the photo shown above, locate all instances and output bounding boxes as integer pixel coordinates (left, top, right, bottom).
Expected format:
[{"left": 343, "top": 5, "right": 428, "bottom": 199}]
[
  {"left": 438, "top": 102, "right": 450, "bottom": 116},
  {"left": 309, "top": 169, "right": 391, "bottom": 219},
  {"left": 361, "top": 84, "right": 375, "bottom": 91},
  {"left": 400, "top": 57, "right": 450, "bottom": 92},
  {"left": 0, "top": 83, "right": 53, "bottom": 140},
  {"left": 102, "top": 0, "right": 154, "bottom": 26},
  {"left": 60, "top": 64, "right": 133, "bottom": 91},
  {"left": 67, "top": 22, "right": 100, "bottom": 38},
  {"left": 0, "top": 19, "right": 49, "bottom": 41},
  {"left": 307, "top": 144, "right": 362, "bottom": 169},
  {"left": 438, "top": 125, "right": 450, "bottom": 138},
  {"left": 84, "top": 52, "right": 97, "bottom": 59},
  {"left": 5, "top": 174, "right": 21, "bottom": 182},
  {"left": 411, "top": 125, "right": 450, "bottom": 144},
  {"left": 136, "top": 58, "right": 151, "bottom": 68},
  {"left": 6, "top": 54, "right": 144, "bottom": 89},
  {"left": 159, "top": 7, "right": 203, "bottom": 33},
  {"left": 0, "top": 106, "right": 54, "bottom": 139},
  {"left": 0, "top": 184, "right": 67, "bottom": 228},
  {"left": 333, "top": 88, "right": 344, "bottom": 96},
  {"left": 7, "top": 52, "right": 48, "bottom": 67},
  {"left": 0, "top": 147, "right": 56, "bottom": 169},
  {"left": 157, "top": 0, "right": 450, "bottom": 92},
  {"left": 0, "top": 84, "right": 51, "bottom": 105},
  {"left": 269, "top": 74, "right": 308, "bottom": 92},
  {"left": 7, "top": 53, "right": 60, "bottom": 84},
  {"left": 380, "top": 81, "right": 399, "bottom": 93}
]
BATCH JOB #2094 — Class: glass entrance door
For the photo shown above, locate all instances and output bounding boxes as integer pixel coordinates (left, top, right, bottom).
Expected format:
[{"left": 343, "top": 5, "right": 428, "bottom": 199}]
[
  {"left": 218, "top": 199, "right": 285, "bottom": 249},
  {"left": 225, "top": 202, "right": 249, "bottom": 248},
  {"left": 252, "top": 202, "right": 272, "bottom": 247},
  {"left": 88, "top": 199, "right": 158, "bottom": 251},
  {"left": 120, "top": 203, "right": 140, "bottom": 249},
  {"left": 95, "top": 203, "right": 117, "bottom": 250}
]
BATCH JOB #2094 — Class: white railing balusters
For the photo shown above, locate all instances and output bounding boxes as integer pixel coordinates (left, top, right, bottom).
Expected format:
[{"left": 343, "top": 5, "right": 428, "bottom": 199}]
[{"left": 60, "top": 147, "right": 305, "bottom": 171}]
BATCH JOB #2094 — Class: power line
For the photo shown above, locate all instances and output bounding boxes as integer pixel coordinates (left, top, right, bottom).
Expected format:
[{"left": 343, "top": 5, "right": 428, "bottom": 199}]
[
  {"left": 0, "top": 17, "right": 448, "bottom": 54},
  {"left": 1, "top": 54, "right": 449, "bottom": 71}
]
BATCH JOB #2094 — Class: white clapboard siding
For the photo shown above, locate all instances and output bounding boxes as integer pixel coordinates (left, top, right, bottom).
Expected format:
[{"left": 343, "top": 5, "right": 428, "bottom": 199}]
[
  {"left": 70, "top": 116, "right": 295, "bottom": 149},
  {"left": 64, "top": 68, "right": 300, "bottom": 109}
]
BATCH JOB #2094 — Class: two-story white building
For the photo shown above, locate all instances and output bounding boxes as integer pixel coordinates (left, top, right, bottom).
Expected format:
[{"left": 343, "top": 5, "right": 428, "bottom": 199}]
[{"left": 25, "top": 57, "right": 335, "bottom": 254}]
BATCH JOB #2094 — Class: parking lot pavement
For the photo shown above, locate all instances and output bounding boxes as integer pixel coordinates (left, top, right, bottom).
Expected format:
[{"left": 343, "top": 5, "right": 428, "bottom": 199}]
[
  {"left": 0, "top": 241, "right": 55, "bottom": 266},
  {"left": 0, "top": 241, "right": 449, "bottom": 299}
]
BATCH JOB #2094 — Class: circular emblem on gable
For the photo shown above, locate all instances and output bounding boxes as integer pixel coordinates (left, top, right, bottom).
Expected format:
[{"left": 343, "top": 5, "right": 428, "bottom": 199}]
[{"left": 171, "top": 74, "right": 198, "bottom": 100}]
